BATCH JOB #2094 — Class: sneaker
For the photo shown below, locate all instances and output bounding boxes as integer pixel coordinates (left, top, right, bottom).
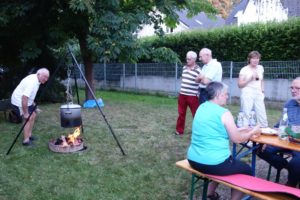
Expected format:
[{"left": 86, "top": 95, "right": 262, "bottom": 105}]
[
  {"left": 22, "top": 141, "right": 36, "bottom": 147},
  {"left": 29, "top": 136, "right": 37, "bottom": 141},
  {"left": 246, "top": 141, "right": 253, "bottom": 148},
  {"left": 174, "top": 131, "right": 183, "bottom": 136}
]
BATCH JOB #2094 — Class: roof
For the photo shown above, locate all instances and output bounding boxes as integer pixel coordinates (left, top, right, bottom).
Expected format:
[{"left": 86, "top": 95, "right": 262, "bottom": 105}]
[
  {"left": 177, "top": 10, "right": 225, "bottom": 29},
  {"left": 226, "top": 0, "right": 300, "bottom": 25},
  {"left": 281, "top": 0, "right": 300, "bottom": 17},
  {"left": 225, "top": 0, "right": 249, "bottom": 25}
]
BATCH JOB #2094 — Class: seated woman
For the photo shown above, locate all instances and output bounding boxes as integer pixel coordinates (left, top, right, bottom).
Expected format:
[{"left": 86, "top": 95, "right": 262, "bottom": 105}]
[{"left": 187, "top": 81, "right": 261, "bottom": 200}]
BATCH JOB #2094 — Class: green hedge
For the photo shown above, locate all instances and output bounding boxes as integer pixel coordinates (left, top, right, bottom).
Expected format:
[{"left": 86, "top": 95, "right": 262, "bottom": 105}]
[{"left": 140, "top": 18, "right": 300, "bottom": 62}]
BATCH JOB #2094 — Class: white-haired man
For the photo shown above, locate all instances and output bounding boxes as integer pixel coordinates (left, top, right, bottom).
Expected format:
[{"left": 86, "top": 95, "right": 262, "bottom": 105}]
[
  {"left": 196, "top": 48, "right": 222, "bottom": 104},
  {"left": 11, "top": 68, "right": 50, "bottom": 146},
  {"left": 175, "top": 51, "right": 201, "bottom": 135}
]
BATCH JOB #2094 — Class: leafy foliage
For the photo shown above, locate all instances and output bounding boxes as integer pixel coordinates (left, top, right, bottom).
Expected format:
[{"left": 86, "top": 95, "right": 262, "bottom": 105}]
[
  {"left": 0, "top": 0, "right": 217, "bottom": 99},
  {"left": 140, "top": 18, "right": 300, "bottom": 62}
]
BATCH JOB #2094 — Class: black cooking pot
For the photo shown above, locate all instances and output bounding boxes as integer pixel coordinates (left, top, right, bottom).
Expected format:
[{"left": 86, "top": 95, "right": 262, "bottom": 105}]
[{"left": 60, "top": 104, "right": 82, "bottom": 128}]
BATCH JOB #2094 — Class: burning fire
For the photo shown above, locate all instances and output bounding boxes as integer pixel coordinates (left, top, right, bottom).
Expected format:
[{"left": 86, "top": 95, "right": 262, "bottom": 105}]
[
  {"left": 54, "top": 127, "right": 82, "bottom": 147},
  {"left": 67, "top": 127, "right": 80, "bottom": 144}
]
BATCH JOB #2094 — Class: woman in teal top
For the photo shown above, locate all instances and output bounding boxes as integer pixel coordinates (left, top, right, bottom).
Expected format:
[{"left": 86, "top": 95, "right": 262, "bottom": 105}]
[{"left": 187, "top": 82, "right": 261, "bottom": 200}]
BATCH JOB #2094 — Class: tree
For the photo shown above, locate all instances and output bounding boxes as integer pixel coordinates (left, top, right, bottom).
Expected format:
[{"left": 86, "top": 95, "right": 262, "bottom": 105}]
[{"left": 0, "top": 0, "right": 216, "bottom": 100}]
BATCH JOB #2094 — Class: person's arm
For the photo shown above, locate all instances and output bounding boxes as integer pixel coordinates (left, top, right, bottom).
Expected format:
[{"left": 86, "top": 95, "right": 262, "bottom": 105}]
[
  {"left": 261, "top": 80, "right": 265, "bottom": 93},
  {"left": 195, "top": 73, "right": 211, "bottom": 85},
  {"left": 238, "top": 74, "right": 253, "bottom": 88},
  {"left": 200, "top": 75, "right": 211, "bottom": 85},
  {"left": 222, "top": 111, "right": 261, "bottom": 143},
  {"left": 195, "top": 74, "right": 202, "bottom": 83},
  {"left": 21, "top": 95, "right": 29, "bottom": 119}
]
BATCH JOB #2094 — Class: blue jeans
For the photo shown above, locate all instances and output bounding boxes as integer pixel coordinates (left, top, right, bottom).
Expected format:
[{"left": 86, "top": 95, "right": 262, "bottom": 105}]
[{"left": 258, "top": 145, "right": 300, "bottom": 187}]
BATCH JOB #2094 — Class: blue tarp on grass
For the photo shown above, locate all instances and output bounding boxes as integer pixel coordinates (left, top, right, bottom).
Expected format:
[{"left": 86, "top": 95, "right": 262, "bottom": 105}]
[{"left": 83, "top": 98, "right": 104, "bottom": 108}]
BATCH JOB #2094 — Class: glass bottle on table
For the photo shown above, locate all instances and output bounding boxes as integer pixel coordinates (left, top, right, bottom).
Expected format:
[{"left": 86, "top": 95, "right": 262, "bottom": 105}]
[{"left": 278, "top": 107, "right": 289, "bottom": 140}]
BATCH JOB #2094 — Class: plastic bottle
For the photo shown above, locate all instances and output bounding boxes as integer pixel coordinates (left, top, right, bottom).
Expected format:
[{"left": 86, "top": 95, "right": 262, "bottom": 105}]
[
  {"left": 236, "top": 111, "right": 244, "bottom": 128},
  {"left": 278, "top": 108, "right": 289, "bottom": 140},
  {"left": 248, "top": 109, "right": 256, "bottom": 127},
  {"left": 242, "top": 112, "right": 249, "bottom": 128}
]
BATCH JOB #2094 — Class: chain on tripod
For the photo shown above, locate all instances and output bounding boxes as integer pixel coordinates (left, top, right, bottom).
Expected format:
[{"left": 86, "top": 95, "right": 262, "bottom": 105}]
[{"left": 65, "top": 65, "right": 74, "bottom": 104}]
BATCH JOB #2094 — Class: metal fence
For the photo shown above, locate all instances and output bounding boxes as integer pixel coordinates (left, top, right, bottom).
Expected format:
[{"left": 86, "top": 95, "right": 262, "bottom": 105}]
[{"left": 74, "top": 60, "right": 300, "bottom": 101}]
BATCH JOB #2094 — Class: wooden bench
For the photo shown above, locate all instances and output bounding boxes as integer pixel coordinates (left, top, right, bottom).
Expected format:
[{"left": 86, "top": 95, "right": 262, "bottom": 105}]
[
  {"left": 176, "top": 159, "right": 299, "bottom": 200},
  {"left": 0, "top": 98, "right": 11, "bottom": 121}
]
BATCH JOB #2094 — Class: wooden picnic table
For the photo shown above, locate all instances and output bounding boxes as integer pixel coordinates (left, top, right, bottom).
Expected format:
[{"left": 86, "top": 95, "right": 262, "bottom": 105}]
[
  {"left": 251, "top": 134, "right": 300, "bottom": 151},
  {"left": 233, "top": 132, "right": 300, "bottom": 176}
]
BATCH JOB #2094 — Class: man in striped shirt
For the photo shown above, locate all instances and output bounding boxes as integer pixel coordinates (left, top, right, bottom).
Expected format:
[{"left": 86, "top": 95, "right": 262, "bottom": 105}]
[{"left": 175, "top": 51, "right": 201, "bottom": 135}]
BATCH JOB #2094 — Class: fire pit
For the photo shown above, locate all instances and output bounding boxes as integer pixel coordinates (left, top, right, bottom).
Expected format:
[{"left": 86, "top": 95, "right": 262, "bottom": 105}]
[{"left": 49, "top": 127, "right": 85, "bottom": 153}]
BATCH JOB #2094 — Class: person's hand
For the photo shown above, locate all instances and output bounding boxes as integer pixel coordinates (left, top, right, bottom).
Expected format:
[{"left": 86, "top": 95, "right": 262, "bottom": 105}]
[
  {"left": 251, "top": 125, "right": 261, "bottom": 137},
  {"left": 252, "top": 71, "right": 259, "bottom": 81},
  {"left": 23, "top": 113, "right": 29, "bottom": 120},
  {"left": 197, "top": 74, "right": 203, "bottom": 80},
  {"left": 195, "top": 74, "right": 203, "bottom": 83}
]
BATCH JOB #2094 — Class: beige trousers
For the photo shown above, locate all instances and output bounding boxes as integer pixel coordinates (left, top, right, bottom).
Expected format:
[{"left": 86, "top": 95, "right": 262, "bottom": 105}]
[{"left": 240, "top": 91, "right": 268, "bottom": 127}]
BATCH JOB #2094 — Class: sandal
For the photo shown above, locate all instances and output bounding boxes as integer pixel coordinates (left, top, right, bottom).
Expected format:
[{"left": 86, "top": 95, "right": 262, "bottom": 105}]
[{"left": 207, "top": 192, "right": 220, "bottom": 200}]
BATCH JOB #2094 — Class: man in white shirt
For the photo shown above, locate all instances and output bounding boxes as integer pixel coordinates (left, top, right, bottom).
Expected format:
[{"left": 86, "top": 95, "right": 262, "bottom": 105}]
[
  {"left": 11, "top": 68, "right": 49, "bottom": 146},
  {"left": 196, "top": 48, "right": 222, "bottom": 104}
]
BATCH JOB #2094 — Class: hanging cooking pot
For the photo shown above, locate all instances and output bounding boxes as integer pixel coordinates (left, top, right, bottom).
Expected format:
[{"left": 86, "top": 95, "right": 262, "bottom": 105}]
[{"left": 60, "top": 104, "right": 82, "bottom": 128}]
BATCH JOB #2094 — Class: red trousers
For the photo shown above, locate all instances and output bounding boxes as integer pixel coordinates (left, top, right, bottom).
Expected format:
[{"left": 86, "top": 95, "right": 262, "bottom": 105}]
[{"left": 176, "top": 94, "right": 199, "bottom": 134}]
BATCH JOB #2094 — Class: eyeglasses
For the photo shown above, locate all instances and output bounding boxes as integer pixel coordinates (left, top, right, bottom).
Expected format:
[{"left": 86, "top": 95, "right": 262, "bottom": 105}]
[{"left": 290, "top": 86, "right": 300, "bottom": 90}]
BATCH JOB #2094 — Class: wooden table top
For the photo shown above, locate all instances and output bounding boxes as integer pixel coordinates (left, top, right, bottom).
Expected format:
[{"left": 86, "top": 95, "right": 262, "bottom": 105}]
[{"left": 251, "top": 134, "right": 300, "bottom": 152}]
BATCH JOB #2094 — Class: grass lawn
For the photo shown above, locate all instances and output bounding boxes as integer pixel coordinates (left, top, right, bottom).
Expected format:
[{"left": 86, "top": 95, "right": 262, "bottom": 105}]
[{"left": 0, "top": 90, "right": 281, "bottom": 200}]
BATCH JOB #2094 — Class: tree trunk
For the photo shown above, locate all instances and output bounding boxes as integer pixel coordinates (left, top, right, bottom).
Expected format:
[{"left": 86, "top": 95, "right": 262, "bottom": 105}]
[{"left": 78, "top": 36, "right": 94, "bottom": 100}]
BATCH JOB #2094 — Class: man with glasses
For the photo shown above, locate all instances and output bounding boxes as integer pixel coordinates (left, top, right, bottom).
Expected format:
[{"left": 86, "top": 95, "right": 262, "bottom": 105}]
[
  {"left": 258, "top": 77, "right": 300, "bottom": 187},
  {"left": 196, "top": 48, "right": 222, "bottom": 104},
  {"left": 175, "top": 51, "right": 201, "bottom": 135}
]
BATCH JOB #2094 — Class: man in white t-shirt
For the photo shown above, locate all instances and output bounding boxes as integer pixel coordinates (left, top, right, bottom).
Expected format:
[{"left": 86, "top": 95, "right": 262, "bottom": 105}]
[
  {"left": 11, "top": 68, "right": 50, "bottom": 146},
  {"left": 196, "top": 48, "right": 222, "bottom": 104}
]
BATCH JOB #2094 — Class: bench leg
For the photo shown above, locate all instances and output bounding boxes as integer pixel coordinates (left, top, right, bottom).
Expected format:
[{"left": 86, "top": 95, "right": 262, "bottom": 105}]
[
  {"left": 190, "top": 174, "right": 197, "bottom": 200},
  {"left": 190, "top": 174, "right": 209, "bottom": 200},
  {"left": 202, "top": 178, "right": 209, "bottom": 200},
  {"left": 267, "top": 164, "right": 272, "bottom": 181}
]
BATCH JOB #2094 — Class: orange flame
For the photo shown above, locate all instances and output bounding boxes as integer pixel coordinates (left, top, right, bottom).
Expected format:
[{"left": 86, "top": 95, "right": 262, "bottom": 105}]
[{"left": 67, "top": 127, "right": 81, "bottom": 144}]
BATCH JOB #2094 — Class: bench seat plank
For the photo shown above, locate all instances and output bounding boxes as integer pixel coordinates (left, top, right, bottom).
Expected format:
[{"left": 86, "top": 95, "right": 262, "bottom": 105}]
[{"left": 176, "top": 159, "right": 300, "bottom": 200}]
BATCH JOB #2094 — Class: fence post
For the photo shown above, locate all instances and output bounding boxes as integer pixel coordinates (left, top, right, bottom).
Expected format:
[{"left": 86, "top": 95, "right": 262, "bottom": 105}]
[
  {"left": 175, "top": 63, "right": 178, "bottom": 94},
  {"left": 135, "top": 63, "right": 137, "bottom": 91},
  {"left": 104, "top": 62, "right": 107, "bottom": 88},
  {"left": 123, "top": 63, "right": 125, "bottom": 89},
  {"left": 229, "top": 61, "right": 233, "bottom": 104}
]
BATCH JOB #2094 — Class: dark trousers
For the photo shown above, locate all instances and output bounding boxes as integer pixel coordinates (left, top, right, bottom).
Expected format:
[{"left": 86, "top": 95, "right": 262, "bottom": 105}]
[
  {"left": 199, "top": 88, "right": 208, "bottom": 105},
  {"left": 258, "top": 145, "right": 300, "bottom": 187},
  {"left": 188, "top": 157, "right": 252, "bottom": 176}
]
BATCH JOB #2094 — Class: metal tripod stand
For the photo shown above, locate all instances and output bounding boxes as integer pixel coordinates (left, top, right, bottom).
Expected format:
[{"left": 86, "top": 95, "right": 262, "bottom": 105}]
[{"left": 6, "top": 45, "right": 126, "bottom": 155}]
